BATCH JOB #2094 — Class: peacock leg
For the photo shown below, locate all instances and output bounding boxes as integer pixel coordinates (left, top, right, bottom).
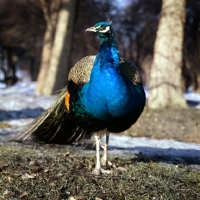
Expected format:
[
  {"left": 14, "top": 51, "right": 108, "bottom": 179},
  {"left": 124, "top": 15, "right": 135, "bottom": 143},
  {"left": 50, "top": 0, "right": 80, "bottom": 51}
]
[
  {"left": 93, "top": 133, "right": 101, "bottom": 175},
  {"left": 101, "top": 132, "right": 109, "bottom": 167}
]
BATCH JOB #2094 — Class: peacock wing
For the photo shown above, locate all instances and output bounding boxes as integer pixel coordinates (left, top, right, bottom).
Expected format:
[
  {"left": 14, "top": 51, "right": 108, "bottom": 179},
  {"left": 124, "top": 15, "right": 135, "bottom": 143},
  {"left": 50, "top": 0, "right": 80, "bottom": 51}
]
[
  {"left": 68, "top": 55, "right": 96, "bottom": 85},
  {"left": 119, "top": 58, "right": 143, "bottom": 85}
]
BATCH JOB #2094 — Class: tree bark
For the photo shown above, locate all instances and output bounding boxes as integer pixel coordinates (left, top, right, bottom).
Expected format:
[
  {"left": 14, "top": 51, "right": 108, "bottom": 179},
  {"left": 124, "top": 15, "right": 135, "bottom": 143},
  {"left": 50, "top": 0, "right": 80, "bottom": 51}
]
[
  {"left": 196, "top": 32, "right": 200, "bottom": 93},
  {"left": 148, "top": 0, "right": 187, "bottom": 108},
  {"left": 35, "top": 0, "right": 61, "bottom": 93},
  {"left": 41, "top": 0, "right": 76, "bottom": 95}
]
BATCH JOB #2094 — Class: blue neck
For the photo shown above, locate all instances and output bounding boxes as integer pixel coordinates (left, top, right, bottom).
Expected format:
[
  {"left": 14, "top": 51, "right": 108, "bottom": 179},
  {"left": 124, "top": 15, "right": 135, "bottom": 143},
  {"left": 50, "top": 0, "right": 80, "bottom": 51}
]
[
  {"left": 79, "top": 37, "right": 130, "bottom": 119},
  {"left": 94, "top": 37, "right": 120, "bottom": 70}
]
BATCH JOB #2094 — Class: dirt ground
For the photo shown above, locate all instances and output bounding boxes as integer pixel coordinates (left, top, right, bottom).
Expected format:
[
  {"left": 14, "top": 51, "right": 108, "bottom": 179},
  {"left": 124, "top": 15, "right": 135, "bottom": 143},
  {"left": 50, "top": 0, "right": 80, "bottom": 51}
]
[
  {"left": 122, "top": 107, "right": 200, "bottom": 144},
  {"left": 1, "top": 107, "right": 200, "bottom": 199},
  {"left": 1, "top": 144, "right": 200, "bottom": 200}
]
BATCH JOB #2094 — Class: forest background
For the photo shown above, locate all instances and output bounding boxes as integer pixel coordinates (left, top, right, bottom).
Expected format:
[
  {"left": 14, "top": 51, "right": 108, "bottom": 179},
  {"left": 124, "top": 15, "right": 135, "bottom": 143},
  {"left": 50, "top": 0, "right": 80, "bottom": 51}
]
[{"left": 0, "top": 0, "right": 199, "bottom": 109}]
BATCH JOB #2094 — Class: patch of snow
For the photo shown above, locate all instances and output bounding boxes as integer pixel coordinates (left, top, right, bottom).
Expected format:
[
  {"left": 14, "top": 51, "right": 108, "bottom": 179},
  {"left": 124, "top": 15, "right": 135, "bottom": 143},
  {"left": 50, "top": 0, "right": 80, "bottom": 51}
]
[
  {"left": 101, "top": 134, "right": 200, "bottom": 163},
  {"left": 106, "top": 134, "right": 200, "bottom": 150},
  {"left": 0, "top": 81, "right": 37, "bottom": 95},
  {"left": 0, "top": 82, "right": 6, "bottom": 89},
  {"left": 3, "top": 119, "right": 34, "bottom": 127},
  {"left": 184, "top": 93, "right": 200, "bottom": 102}
]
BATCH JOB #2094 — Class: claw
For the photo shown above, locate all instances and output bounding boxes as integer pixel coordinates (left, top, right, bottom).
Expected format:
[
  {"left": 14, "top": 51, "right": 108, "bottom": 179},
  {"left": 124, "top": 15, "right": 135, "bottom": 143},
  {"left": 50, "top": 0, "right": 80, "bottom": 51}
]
[
  {"left": 92, "top": 168, "right": 112, "bottom": 175},
  {"left": 100, "top": 168, "right": 112, "bottom": 174},
  {"left": 92, "top": 168, "right": 101, "bottom": 176}
]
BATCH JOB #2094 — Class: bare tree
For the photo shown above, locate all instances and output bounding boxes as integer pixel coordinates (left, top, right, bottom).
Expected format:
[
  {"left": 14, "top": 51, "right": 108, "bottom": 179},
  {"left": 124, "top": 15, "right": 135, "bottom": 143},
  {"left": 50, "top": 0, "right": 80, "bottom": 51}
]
[
  {"left": 148, "top": 0, "right": 187, "bottom": 108},
  {"left": 36, "top": 0, "right": 76, "bottom": 95},
  {"left": 183, "top": 1, "right": 200, "bottom": 93},
  {"left": 35, "top": 0, "right": 61, "bottom": 93}
]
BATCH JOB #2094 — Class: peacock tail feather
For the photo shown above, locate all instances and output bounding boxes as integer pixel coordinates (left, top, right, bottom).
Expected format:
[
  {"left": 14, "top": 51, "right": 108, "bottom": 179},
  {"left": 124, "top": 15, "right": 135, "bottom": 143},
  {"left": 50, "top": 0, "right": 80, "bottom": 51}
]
[{"left": 15, "top": 87, "right": 92, "bottom": 144}]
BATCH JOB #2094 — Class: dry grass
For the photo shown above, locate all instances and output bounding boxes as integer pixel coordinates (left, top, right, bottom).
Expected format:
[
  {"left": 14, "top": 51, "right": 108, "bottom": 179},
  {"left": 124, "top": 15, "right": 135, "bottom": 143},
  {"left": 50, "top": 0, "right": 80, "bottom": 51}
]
[{"left": 0, "top": 144, "right": 200, "bottom": 200}]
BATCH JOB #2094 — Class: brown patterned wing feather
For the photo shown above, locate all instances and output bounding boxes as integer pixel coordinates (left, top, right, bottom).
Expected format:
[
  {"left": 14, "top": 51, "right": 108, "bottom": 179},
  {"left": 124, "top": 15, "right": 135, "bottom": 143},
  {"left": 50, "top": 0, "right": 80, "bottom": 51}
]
[
  {"left": 68, "top": 55, "right": 95, "bottom": 85},
  {"left": 119, "top": 58, "right": 143, "bottom": 85},
  {"left": 68, "top": 56, "right": 142, "bottom": 86}
]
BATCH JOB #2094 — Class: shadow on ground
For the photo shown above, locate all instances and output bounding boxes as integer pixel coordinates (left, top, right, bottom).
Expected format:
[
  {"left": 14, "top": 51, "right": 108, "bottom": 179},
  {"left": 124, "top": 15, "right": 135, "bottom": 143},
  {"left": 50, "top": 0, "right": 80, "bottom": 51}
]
[{"left": 0, "top": 108, "right": 44, "bottom": 121}]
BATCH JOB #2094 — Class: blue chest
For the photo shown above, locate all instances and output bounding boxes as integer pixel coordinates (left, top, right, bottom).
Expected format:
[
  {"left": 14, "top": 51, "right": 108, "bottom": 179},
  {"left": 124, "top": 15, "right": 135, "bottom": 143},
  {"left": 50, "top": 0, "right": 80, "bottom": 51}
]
[{"left": 78, "top": 47, "right": 143, "bottom": 120}]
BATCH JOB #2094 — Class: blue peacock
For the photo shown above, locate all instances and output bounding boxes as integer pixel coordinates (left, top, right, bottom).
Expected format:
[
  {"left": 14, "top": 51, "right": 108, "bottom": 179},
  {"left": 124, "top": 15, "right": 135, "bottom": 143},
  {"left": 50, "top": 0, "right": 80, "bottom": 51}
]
[{"left": 17, "top": 22, "right": 146, "bottom": 175}]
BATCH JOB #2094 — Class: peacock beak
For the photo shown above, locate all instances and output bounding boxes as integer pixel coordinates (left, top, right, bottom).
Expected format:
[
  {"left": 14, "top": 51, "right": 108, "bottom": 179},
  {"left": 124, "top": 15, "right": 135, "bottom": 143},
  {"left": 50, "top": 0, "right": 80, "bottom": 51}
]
[{"left": 86, "top": 26, "right": 97, "bottom": 32}]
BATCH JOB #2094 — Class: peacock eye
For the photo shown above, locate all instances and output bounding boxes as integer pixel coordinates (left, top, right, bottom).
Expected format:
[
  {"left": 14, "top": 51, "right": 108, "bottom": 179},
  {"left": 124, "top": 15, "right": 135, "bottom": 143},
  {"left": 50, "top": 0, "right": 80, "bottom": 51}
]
[{"left": 101, "top": 25, "right": 106, "bottom": 30}]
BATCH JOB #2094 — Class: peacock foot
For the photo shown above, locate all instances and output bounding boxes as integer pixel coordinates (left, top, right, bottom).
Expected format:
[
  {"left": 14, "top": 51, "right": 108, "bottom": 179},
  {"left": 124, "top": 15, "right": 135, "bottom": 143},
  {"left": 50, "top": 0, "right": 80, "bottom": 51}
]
[
  {"left": 100, "top": 168, "right": 112, "bottom": 174},
  {"left": 92, "top": 168, "right": 112, "bottom": 175},
  {"left": 92, "top": 168, "right": 101, "bottom": 176},
  {"left": 101, "top": 156, "right": 113, "bottom": 167}
]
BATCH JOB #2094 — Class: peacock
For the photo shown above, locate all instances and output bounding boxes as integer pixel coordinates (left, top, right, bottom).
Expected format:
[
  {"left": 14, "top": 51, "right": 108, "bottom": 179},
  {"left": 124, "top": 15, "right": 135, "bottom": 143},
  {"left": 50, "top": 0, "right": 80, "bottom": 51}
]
[{"left": 16, "top": 21, "right": 146, "bottom": 175}]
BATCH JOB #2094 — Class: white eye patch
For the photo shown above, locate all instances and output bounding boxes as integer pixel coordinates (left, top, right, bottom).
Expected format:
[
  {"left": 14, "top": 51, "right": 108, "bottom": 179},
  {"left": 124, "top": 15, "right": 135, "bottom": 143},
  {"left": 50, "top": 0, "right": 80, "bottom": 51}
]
[
  {"left": 99, "top": 26, "right": 110, "bottom": 33},
  {"left": 95, "top": 25, "right": 101, "bottom": 29}
]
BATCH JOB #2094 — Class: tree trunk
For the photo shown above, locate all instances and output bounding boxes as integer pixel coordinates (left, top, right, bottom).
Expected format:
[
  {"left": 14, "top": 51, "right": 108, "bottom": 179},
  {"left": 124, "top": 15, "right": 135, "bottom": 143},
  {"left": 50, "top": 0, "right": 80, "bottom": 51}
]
[
  {"left": 41, "top": 0, "right": 76, "bottom": 95},
  {"left": 35, "top": 0, "right": 61, "bottom": 93},
  {"left": 196, "top": 32, "right": 200, "bottom": 93},
  {"left": 148, "top": 0, "right": 187, "bottom": 108}
]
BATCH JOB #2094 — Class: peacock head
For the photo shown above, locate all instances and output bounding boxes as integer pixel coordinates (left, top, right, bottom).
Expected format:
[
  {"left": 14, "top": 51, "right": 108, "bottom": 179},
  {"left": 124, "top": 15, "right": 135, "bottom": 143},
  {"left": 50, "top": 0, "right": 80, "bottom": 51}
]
[{"left": 86, "top": 22, "right": 114, "bottom": 41}]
